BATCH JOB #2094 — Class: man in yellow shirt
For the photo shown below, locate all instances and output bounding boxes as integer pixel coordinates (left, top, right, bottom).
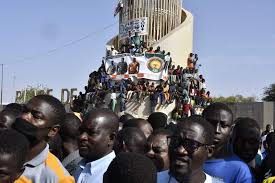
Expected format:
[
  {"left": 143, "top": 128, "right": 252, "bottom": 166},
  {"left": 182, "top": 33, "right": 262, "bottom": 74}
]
[
  {"left": 13, "top": 95, "right": 75, "bottom": 183},
  {"left": 263, "top": 177, "right": 275, "bottom": 183}
]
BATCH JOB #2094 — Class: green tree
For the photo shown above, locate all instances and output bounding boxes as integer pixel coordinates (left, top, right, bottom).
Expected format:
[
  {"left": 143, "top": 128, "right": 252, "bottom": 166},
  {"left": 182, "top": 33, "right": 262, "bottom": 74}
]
[
  {"left": 15, "top": 85, "right": 52, "bottom": 104},
  {"left": 212, "top": 95, "right": 256, "bottom": 103},
  {"left": 262, "top": 83, "right": 275, "bottom": 101}
]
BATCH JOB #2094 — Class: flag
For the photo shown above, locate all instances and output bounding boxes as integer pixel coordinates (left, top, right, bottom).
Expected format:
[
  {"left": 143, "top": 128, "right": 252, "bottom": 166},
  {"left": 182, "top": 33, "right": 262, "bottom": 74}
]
[{"left": 114, "top": 1, "right": 123, "bottom": 17}]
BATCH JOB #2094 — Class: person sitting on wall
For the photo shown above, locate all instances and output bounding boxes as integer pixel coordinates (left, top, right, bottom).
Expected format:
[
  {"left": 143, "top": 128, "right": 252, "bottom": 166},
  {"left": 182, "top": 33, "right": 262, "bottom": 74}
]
[
  {"left": 168, "top": 81, "right": 176, "bottom": 104},
  {"left": 136, "top": 82, "right": 145, "bottom": 102},
  {"left": 155, "top": 83, "right": 164, "bottom": 105},
  {"left": 110, "top": 89, "right": 117, "bottom": 112},
  {"left": 111, "top": 45, "right": 118, "bottom": 56},
  {"left": 162, "top": 82, "right": 170, "bottom": 104},
  {"left": 199, "top": 78, "right": 207, "bottom": 91},
  {"left": 154, "top": 46, "right": 161, "bottom": 53},
  {"left": 150, "top": 91, "right": 159, "bottom": 114},
  {"left": 175, "top": 66, "right": 182, "bottom": 82},
  {"left": 147, "top": 47, "right": 154, "bottom": 53},
  {"left": 165, "top": 52, "right": 172, "bottom": 65},
  {"left": 128, "top": 58, "right": 140, "bottom": 74},
  {"left": 193, "top": 53, "right": 199, "bottom": 68},
  {"left": 140, "top": 41, "right": 147, "bottom": 53},
  {"left": 187, "top": 53, "right": 194, "bottom": 73},
  {"left": 129, "top": 44, "right": 137, "bottom": 55},
  {"left": 144, "top": 81, "right": 151, "bottom": 97},
  {"left": 99, "top": 67, "right": 108, "bottom": 85},
  {"left": 118, "top": 90, "right": 127, "bottom": 113},
  {"left": 107, "top": 45, "right": 118, "bottom": 57},
  {"left": 126, "top": 83, "right": 135, "bottom": 102},
  {"left": 140, "top": 81, "right": 147, "bottom": 101},
  {"left": 168, "top": 65, "right": 175, "bottom": 84}
]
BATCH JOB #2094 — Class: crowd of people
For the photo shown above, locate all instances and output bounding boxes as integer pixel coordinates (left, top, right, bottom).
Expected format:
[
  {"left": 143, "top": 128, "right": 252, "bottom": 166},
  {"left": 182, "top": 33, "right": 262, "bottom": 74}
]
[
  {"left": 71, "top": 51, "right": 212, "bottom": 120},
  {"left": 0, "top": 95, "right": 274, "bottom": 183}
]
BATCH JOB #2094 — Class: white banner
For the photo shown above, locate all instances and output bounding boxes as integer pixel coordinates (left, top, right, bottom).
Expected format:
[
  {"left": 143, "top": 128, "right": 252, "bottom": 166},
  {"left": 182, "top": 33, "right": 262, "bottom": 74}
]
[
  {"left": 104, "top": 53, "right": 169, "bottom": 81},
  {"left": 119, "top": 17, "right": 148, "bottom": 39}
]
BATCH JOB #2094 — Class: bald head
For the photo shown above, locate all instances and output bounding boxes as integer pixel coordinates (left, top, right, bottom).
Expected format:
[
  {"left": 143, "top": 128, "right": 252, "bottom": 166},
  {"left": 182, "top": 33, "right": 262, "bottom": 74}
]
[
  {"left": 123, "top": 118, "right": 153, "bottom": 138},
  {"left": 114, "top": 127, "right": 147, "bottom": 155},
  {"left": 84, "top": 109, "right": 119, "bottom": 134}
]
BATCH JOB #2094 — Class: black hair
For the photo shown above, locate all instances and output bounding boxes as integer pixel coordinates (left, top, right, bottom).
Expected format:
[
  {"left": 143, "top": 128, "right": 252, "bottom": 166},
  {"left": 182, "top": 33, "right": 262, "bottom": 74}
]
[
  {"left": 2, "top": 108, "right": 23, "bottom": 118},
  {"left": 33, "top": 95, "right": 66, "bottom": 125},
  {"left": 0, "top": 129, "right": 29, "bottom": 169},
  {"left": 202, "top": 102, "right": 233, "bottom": 124},
  {"left": 147, "top": 112, "right": 167, "bottom": 130},
  {"left": 151, "top": 128, "right": 173, "bottom": 137},
  {"left": 123, "top": 118, "right": 150, "bottom": 129},
  {"left": 177, "top": 115, "right": 215, "bottom": 145},
  {"left": 119, "top": 114, "right": 134, "bottom": 124},
  {"left": 4, "top": 103, "right": 23, "bottom": 113},
  {"left": 104, "top": 152, "right": 157, "bottom": 183},
  {"left": 266, "top": 132, "right": 275, "bottom": 146},
  {"left": 266, "top": 124, "right": 271, "bottom": 129},
  {"left": 115, "top": 127, "right": 147, "bottom": 154},
  {"left": 234, "top": 117, "right": 260, "bottom": 132},
  {"left": 59, "top": 113, "right": 81, "bottom": 142}
]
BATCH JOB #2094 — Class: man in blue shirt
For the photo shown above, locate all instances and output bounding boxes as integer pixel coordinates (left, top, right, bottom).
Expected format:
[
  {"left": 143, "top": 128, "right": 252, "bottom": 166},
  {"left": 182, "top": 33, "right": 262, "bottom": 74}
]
[
  {"left": 203, "top": 103, "right": 255, "bottom": 183},
  {"left": 74, "top": 108, "right": 119, "bottom": 183}
]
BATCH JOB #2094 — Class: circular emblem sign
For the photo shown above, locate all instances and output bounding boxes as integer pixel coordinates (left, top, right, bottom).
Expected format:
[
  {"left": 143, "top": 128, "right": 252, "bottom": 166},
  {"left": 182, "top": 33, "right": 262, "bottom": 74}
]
[{"left": 147, "top": 57, "right": 164, "bottom": 73}]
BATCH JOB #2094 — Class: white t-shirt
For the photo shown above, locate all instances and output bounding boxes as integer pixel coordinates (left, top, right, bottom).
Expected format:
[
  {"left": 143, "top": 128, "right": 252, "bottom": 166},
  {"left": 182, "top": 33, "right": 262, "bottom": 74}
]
[
  {"left": 157, "top": 171, "right": 224, "bottom": 183},
  {"left": 111, "top": 93, "right": 117, "bottom": 100},
  {"left": 111, "top": 49, "right": 118, "bottom": 56},
  {"left": 165, "top": 55, "right": 171, "bottom": 62},
  {"left": 205, "top": 173, "right": 224, "bottom": 183}
]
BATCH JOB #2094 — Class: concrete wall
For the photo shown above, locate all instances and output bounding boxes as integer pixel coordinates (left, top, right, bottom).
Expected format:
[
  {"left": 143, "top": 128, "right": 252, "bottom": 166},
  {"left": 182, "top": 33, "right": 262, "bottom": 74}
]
[
  {"left": 263, "top": 102, "right": 274, "bottom": 130},
  {"left": 227, "top": 102, "right": 275, "bottom": 130},
  {"left": 102, "top": 93, "right": 176, "bottom": 120}
]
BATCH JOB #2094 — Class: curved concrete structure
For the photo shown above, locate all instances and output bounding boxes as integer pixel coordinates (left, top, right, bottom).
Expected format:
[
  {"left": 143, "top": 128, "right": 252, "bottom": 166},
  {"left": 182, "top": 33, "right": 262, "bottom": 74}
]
[
  {"left": 103, "top": 93, "right": 176, "bottom": 120},
  {"left": 104, "top": 1, "right": 194, "bottom": 118},
  {"left": 108, "top": 3, "right": 193, "bottom": 67},
  {"left": 119, "top": 0, "right": 182, "bottom": 45},
  {"left": 152, "top": 9, "right": 193, "bottom": 67}
]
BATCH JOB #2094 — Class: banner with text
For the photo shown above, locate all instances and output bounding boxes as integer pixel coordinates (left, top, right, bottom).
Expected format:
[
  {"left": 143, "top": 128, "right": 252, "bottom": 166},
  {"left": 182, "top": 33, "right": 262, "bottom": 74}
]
[{"left": 119, "top": 17, "right": 148, "bottom": 39}]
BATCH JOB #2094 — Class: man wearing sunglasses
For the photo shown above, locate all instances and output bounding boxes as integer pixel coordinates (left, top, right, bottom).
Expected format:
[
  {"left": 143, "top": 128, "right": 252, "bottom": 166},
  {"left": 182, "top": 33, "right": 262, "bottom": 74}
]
[
  {"left": 12, "top": 95, "right": 74, "bottom": 183},
  {"left": 159, "top": 115, "right": 224, "bottom": 183}
]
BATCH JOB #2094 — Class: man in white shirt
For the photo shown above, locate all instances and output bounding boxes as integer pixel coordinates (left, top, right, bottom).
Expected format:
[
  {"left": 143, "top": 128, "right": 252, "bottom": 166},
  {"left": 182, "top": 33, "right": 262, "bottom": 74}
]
[
  {"left": 74, "top": 108, "right": 119, "bottom": 183},
  {"left": 158, "top": 116, "right": 224, "bottom": 183},
  {"left": 111, "top": 46, "right": 118, "bottom": 56}
]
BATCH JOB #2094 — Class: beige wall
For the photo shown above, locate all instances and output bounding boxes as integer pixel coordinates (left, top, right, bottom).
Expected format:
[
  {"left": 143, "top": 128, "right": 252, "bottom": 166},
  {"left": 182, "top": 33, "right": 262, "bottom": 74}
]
[
  {"left": 263, "top": 102, "right": 274, "bottom": 130},
  {"left": 152, "top": 9, "right": 194, "bottom": 67}
]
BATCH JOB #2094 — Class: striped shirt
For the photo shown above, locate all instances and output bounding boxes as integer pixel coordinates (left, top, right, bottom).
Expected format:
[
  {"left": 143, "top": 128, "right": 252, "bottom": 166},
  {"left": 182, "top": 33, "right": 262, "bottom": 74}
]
[{"left": 15, "top": 144, "right": 75, "bottom": 183}]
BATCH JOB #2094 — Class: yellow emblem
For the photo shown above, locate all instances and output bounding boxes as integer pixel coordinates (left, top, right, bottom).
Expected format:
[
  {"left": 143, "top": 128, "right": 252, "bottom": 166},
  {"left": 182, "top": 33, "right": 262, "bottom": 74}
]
[{"left": 147, "top": 57, "right": 164, "bottom": 73}]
